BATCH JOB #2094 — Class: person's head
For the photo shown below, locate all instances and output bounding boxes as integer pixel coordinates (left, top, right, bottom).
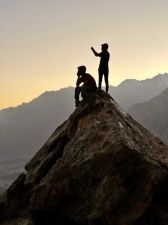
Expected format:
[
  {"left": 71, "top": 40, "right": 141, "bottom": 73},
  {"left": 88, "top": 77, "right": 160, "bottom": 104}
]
[
  {"left": 77, "top": 65, "right": 86, "bottom": 76},
  {"left": 101, "top": 43, "right": 108, "bottom": 51}
]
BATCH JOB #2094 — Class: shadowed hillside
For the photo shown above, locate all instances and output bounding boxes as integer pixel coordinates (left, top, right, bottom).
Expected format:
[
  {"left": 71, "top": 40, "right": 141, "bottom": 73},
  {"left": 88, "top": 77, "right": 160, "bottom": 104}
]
[
  {"left": 128, "top": 88, "right": 168, "bottom": 144},
  {"left": 0, "top": 87, "right": 74, "bottom": 188},
  {"left": 1, "top": 91, "right": 168, "bottom": 225},
  {"left": 1, "top": 73, "right": 168, "bottom": 188},
  {"left": 110, "top": 73, "right": 168, "bottom": 109}
]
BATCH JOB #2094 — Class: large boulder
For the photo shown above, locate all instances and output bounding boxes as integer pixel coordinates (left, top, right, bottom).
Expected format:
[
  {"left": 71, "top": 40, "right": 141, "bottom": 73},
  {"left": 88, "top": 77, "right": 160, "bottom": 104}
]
[{"left": 1, "top": 91, "right": 168, "bottom": 225}]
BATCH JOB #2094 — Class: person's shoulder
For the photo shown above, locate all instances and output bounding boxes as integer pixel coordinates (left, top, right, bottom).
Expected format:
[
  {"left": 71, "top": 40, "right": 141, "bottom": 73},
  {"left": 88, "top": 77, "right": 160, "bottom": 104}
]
[
  {"left": 102, "top": 51, "right": 109, "bottom": 56},
  {"left": 106, "top": 51, "right": 110, "bottom": 58},
  {"left": 85, "top": 73, "right": 94, "bottom": 78},
  {"left": 85, "top": 73, "right": 92, "bottom": 77}
]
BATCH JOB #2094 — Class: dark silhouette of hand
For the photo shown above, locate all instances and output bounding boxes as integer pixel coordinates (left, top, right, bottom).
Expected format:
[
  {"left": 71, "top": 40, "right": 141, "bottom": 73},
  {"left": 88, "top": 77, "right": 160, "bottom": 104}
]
[{"left": 91, "top": 47, "right": 94, "bottom": 51}]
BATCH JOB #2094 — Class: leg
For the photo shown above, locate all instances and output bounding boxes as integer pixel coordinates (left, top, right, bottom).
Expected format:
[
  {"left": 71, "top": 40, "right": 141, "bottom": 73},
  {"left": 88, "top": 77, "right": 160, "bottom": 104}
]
[
  {"left": 81, "top": 86, "right": 95, "bottom": 103},
  {"left": 98, "top": 70, "right": 103, "bottom": 90},
  {"left": 104, "top": 70, "right": 109, "bottom": 93},
  {"left": 75, "top": 86, "right": 81, "bottom": 106},
  {"left": 81, "top": 86, "right": 88, "bottom": 102}
]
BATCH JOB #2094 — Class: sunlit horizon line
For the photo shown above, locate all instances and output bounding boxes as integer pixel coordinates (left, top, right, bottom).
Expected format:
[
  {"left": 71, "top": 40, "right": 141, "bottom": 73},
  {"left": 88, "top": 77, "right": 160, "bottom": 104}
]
[{"left": 0, "top": 72, "right": 168, "bottom": 111}]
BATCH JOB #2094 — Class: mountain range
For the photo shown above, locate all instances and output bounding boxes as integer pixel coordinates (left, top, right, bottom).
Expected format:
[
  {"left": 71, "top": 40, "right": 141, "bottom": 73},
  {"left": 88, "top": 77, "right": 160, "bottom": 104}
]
[
  {"left": 110, "top": 72, "right": 168, "bottom": 109},
  {"left": 128, "top": 87, "right": 168, "bottom": 144},
  {"left": 1, "top": 90, "right": 168, "bottom": 225},
  {"left": 0, "top": 87, "right": 74, "bottom": 188},
  {"left": 0, "top": 73, "right": 168, "bottom": 188}
]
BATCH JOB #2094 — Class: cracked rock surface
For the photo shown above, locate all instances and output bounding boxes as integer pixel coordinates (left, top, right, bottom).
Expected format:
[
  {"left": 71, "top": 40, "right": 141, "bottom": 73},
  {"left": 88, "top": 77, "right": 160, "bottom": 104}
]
[{"left": 1, "top": 91, "right": 168, "bottom": 225}]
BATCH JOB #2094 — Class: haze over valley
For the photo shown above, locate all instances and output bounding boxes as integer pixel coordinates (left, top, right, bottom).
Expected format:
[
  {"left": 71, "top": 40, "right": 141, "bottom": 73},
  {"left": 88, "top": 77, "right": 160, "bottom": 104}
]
[{"left": 0, "top": 73, "right": 168, "bottom": 189}]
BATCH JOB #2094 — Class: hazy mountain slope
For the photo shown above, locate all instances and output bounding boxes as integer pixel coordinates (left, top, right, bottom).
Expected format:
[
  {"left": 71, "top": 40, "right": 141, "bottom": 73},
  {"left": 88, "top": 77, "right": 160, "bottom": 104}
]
[
  {"left": 1, "top": 73, "right": 168, "bottom": 188},
  {"left": 128, "top": 88, "right": 168, "bottom": 143},
  {"left": 0, "top": 87, "right": 74, "bottom": 187},
  {"left": 0, "top": 87, "right": 74, "bottom": 157},
  {"left": 1, "top": 91, "right": 168, "bottom": 225},
  {"left": 110, "top": 73, "right": 168, "bottom": 109},
  {"left": 0, "top": 187, "right": 4, "bottom": 195}
]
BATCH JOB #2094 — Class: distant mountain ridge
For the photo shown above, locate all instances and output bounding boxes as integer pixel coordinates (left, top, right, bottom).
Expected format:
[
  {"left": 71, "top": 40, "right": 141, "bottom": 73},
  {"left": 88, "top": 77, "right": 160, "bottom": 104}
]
[
  {"left": 1, "top": 90, "right": 168, "bottom": 225},
  {"left": 0, "top": 73, "right": 168, "bottom": 188},
  {"left": 0, "top": 87, "right": 74, "bottom": 159},
  {"left": 110, "top": 73, "right": 168, "bottom": 109},
  {"left": 0, "top": 87, "right": 74, "bottom": 188},
  {"left": 128, "top": 87, "right": 168, "bottom": 144}
]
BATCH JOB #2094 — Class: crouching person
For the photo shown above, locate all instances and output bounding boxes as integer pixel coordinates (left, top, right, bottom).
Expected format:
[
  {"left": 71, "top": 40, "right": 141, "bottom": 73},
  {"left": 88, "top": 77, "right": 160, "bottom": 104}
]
[{"left": 75, "top": 66, "right": 97, "bottom": 107}]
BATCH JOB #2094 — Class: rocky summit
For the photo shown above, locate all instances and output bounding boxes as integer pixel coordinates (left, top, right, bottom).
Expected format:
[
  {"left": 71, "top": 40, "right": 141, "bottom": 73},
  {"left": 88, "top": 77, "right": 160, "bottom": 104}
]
[{"left": 1, "top": 91, "right": 168, "bottom": 225}]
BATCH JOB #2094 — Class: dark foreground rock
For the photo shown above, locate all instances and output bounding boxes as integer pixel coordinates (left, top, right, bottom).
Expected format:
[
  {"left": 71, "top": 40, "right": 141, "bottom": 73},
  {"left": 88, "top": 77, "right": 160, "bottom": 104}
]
[{"left": 1, "top": 91, "right": 168, "bottom": 225}]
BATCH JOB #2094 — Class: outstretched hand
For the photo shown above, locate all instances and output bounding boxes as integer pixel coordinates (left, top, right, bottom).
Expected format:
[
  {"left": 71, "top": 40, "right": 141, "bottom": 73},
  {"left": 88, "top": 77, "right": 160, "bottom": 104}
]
[{"left": 91, "top": 47, "right": 94, "bottom": 51}]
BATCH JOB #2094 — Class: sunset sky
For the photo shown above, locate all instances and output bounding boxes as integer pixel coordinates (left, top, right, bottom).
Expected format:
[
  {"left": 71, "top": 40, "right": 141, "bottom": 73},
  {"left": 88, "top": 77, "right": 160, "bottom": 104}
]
[{"left": 0, "top": 0, "right": 168, "bottom": 109}]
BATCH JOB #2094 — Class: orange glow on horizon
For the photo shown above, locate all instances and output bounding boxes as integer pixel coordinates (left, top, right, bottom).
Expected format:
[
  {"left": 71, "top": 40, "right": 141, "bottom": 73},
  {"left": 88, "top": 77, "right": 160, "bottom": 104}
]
[{"left": 1, "top": 0, "right": 168, "bottom": 109}]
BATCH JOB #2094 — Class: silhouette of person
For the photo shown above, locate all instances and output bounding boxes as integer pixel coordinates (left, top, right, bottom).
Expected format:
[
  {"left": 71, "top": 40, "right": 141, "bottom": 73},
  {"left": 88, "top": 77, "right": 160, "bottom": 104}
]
[
  {"left": 91, "top": 43, "right": 110, "bottom": 92},
  {"left": 75, "top": 66, "right": 97, "bottom": 107}
]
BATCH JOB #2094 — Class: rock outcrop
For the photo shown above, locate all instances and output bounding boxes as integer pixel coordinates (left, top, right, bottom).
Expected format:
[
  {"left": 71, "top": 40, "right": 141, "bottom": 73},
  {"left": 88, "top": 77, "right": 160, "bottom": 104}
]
[{"left": 1, "top": 91, "right": 168, "bottom": 225}]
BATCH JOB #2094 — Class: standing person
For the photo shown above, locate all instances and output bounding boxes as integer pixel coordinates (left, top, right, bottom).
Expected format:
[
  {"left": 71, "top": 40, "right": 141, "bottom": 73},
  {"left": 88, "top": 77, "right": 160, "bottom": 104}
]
[
  {"left": 91, "top": 43, "right": 110, "bottom": 92},
  {"left": 75, "top": 66, "right": 97, "bottom": 107}
]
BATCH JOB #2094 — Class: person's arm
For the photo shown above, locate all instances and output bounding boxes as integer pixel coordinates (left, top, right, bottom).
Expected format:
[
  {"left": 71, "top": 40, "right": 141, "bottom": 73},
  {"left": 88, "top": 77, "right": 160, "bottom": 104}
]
[
  {"left": 91, "top": 47, "right": 100, "bottom": 57},
  {"left": 76, "top": 76, "right": 83, "bottom": 87}
]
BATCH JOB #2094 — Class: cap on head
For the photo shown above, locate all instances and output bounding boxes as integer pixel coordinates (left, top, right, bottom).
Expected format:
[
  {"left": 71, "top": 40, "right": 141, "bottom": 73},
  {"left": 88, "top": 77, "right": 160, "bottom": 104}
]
[
  {"left": 78, "top": 65, "right": 86, "bottom": 73},
  {"left": 101, "top": 43, "right": 108, "bottom": 49}
]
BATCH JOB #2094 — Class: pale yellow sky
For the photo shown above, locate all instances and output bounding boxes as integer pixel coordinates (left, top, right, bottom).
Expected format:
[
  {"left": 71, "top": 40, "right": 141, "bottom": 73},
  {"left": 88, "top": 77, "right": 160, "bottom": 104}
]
[{"left": 0, "top": 0, "right": 168, "bottom": 109}]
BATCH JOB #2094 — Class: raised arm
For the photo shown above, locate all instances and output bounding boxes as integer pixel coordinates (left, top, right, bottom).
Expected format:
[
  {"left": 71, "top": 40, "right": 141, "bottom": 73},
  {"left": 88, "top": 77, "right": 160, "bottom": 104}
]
[{"left": 91, "top": 47, "right": 99, "bottom": 57}]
